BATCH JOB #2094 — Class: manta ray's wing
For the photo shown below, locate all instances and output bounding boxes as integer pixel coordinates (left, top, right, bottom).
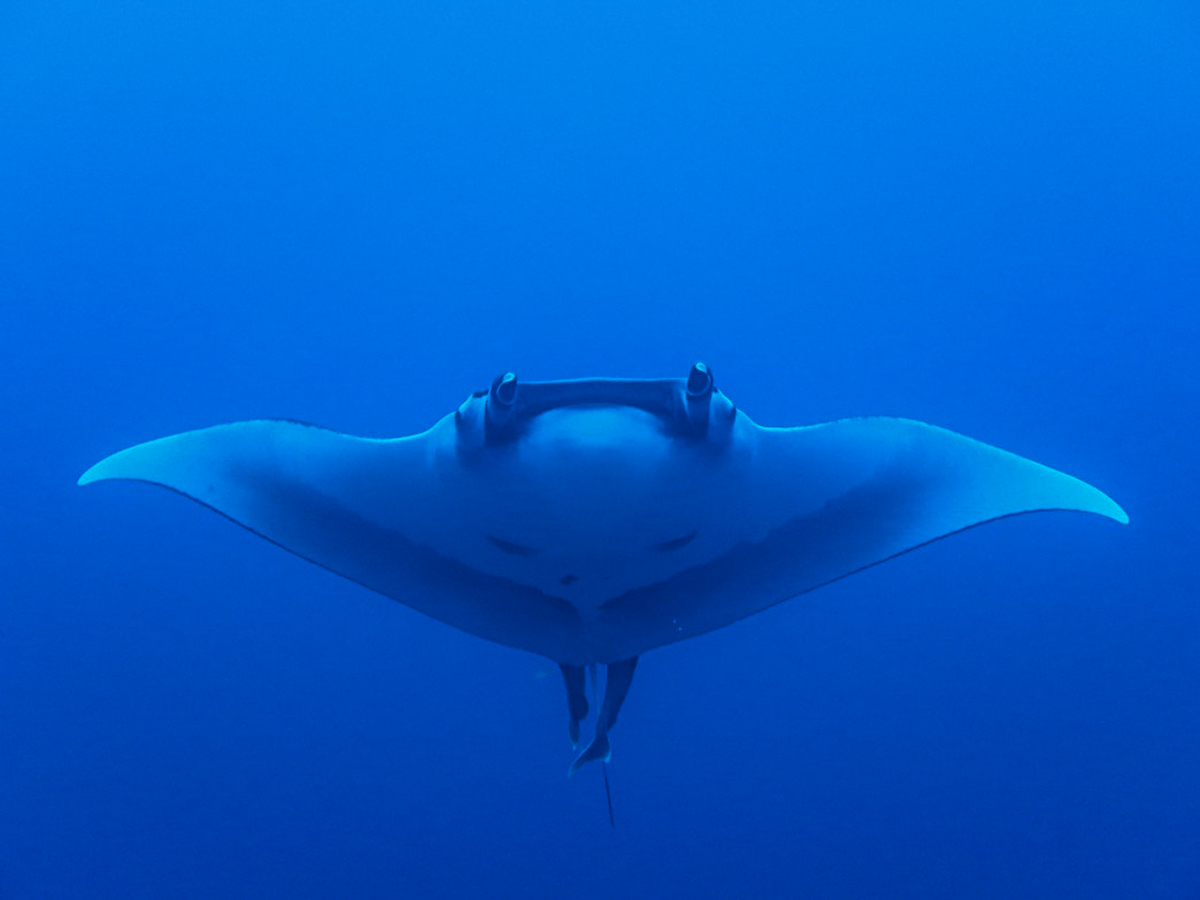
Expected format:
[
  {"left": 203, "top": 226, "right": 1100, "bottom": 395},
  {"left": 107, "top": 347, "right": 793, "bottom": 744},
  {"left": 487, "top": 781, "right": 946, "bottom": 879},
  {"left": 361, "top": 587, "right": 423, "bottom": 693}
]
[
  {"left": 591, "top": 416, "right": 1127, "bottom": 659},
  {"left": 79, "top": 412, "right": 1126, "bottom": 666},
  {"left": 79, "top": 419, "right": 591, "bottom": 661}
]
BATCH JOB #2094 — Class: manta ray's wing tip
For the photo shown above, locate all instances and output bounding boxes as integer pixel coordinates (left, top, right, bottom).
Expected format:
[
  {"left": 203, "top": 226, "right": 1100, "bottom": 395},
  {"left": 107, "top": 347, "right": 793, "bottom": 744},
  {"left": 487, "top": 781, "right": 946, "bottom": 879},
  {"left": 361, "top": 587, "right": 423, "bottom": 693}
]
[
  {"left": 1076, "top": 482, "right": 1128, "bottom": 525},
  {"left": 77, "top": 461, "right": 105, "bottom": 486},
  {"left": 1025, "top": 454, "right": 1128, "bottom": 526},
  {"left": 77, "top": 449, "right": 132, "bottom": 487},
  {"left": 77, "top": 431, "right": 205, "bottom": 490}
]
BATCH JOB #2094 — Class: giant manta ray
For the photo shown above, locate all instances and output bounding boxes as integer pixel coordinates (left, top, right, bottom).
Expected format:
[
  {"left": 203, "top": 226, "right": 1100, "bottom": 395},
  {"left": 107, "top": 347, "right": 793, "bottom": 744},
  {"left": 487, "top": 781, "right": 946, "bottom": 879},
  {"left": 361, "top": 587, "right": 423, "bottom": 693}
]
[{"left": 81, "top": 363, "right": 1126, "bottom": 773}]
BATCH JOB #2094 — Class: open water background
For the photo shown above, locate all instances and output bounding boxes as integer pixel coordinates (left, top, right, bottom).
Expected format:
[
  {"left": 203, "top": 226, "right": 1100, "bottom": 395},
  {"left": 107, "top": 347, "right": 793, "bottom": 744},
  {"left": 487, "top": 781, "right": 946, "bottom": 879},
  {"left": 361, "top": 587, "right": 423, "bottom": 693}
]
[{"left": 2, "top": 1, "right": 1198, "bottom": 896}]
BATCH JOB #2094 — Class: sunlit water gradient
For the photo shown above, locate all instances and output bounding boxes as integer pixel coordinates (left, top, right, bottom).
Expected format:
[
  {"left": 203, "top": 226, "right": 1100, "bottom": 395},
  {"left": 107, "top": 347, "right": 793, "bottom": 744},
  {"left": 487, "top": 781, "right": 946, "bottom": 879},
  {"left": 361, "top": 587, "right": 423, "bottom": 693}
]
[{"left": 2, "top": 1, "right": 1197, "bottom": 896}]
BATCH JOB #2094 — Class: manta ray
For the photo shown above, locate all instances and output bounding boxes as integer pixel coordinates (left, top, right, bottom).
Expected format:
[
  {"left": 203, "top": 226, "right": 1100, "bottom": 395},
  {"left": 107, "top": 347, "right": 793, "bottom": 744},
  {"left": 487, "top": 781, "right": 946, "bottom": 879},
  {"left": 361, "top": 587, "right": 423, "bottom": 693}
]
[{"left": 80, "top": 363, "right": 1126, "bottom": 774}]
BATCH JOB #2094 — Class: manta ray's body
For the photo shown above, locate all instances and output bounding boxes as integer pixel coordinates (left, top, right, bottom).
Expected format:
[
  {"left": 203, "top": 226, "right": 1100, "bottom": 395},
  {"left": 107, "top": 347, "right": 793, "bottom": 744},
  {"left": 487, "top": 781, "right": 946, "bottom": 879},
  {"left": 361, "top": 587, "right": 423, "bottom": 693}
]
[{"left": 80, "top": 364, "right": 1126, "bottom": 771}]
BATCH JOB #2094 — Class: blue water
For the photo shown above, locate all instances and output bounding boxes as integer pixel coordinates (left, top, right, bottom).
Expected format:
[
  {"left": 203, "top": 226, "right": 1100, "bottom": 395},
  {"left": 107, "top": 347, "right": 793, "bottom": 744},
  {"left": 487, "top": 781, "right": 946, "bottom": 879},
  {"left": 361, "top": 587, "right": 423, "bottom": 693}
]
[{"left": 3, "top": 1, "right": 1198, "bottom": 896}]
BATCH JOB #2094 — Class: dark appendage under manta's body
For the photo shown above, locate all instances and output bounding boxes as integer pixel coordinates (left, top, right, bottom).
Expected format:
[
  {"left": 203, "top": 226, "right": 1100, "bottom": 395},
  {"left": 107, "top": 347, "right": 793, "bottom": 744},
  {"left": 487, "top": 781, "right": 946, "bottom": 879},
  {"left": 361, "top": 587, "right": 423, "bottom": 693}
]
[
  {"left": 559, "top": 663, "right": 589, "bottom": 748},
  {"left": 568, "top": 657, "right": 639, "bottom": 774}
]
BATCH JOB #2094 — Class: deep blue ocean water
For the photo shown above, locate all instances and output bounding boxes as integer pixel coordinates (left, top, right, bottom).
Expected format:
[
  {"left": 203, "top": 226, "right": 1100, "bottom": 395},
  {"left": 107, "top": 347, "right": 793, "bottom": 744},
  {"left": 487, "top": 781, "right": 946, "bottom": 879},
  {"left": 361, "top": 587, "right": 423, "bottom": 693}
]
[{"left": 2, "top": 1, "right": 1198, "bottom": 896}]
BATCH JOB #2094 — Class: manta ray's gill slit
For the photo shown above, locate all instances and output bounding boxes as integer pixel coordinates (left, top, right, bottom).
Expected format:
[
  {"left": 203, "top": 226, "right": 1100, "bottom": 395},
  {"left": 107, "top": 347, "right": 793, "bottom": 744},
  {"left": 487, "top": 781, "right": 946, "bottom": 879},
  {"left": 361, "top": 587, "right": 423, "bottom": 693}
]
[
  {"left": 487, "top": 534, "right": 539, "bottom": 556},
  {"left": 653, "top": 531, "right": 698, "bottom": 552}
]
